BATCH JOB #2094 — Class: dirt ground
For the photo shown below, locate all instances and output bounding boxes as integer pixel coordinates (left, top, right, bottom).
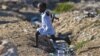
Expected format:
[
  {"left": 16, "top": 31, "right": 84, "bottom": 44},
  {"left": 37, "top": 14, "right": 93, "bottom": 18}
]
[
  {"left": 0, "top": 9, "right": 100, "bottom": 56},
  {"left": 0, "top": 16, "right": 50, "bottom": 56}
]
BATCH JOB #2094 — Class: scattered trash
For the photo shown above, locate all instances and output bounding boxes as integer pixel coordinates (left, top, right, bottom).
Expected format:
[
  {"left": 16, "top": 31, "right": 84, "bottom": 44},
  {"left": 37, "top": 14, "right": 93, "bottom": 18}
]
[{"left": 49, "top": 39, "right": 75, "bottom": 56}]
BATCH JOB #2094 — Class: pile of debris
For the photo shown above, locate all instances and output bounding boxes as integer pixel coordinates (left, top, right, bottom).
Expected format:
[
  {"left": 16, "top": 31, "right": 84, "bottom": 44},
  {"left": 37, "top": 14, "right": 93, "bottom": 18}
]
[{"left": 73, "top": 2, "right": 100, "bottom": 22}]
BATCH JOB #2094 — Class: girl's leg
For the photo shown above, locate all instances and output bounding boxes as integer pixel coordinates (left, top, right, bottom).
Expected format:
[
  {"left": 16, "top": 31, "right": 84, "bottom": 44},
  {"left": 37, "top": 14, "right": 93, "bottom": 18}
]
[
  {"left": 35, "top": 31, "right": 40, "bottom": 47},
  {"left": 50, "top": 35, "right": 56, "bottom": 42}
]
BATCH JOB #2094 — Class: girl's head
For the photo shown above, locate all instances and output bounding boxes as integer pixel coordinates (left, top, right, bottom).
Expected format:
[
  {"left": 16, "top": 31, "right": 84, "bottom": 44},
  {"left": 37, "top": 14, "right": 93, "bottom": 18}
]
[{"left": 37, "top": 2, "right": 47, "bottom": 13}]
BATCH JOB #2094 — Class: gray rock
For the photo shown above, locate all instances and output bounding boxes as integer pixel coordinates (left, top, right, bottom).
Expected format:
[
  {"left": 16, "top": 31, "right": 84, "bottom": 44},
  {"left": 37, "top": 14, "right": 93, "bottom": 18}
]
[{"left": 0, "top": 40, "right": 18, "bottom": 56}]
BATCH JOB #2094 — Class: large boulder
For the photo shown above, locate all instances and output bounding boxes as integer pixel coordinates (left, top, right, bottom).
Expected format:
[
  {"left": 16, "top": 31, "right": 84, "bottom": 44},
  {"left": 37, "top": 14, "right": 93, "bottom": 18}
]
[{"left": 0, "top": 40, "right": 18, "bottom": 56}]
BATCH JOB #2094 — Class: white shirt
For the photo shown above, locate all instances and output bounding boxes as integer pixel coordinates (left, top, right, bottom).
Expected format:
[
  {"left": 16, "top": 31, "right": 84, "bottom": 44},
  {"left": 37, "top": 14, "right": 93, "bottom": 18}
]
[{"left": 37, "top": 10, "right": 55, "bottom": 35}]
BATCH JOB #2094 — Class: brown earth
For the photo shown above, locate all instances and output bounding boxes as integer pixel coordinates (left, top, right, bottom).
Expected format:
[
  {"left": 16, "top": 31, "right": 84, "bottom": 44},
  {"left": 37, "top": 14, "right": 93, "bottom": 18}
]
[
  {"left": 0, "top": 9, "right": 100, "bottom": 56},
  {"left": 0, "top": 16, "right": 49, "bottom": 56},
  {"left": 54, "top": 12, "right": 100, "bottom": 56}
]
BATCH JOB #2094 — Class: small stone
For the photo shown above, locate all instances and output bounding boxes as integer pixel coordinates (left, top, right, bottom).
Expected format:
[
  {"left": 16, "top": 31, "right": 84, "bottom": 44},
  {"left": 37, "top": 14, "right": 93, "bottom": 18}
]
[
  {"left": 69, "top": 45, "right": 75, "bottom": 50},
  {"left": 1, "top": 5, "right": 7, "bottom": 10},
  {"left": 23, "top": 29, "right": 28, "bottom": 33},
  {"left": 0, "top": 45, "right": 4, "bottom": 55}
]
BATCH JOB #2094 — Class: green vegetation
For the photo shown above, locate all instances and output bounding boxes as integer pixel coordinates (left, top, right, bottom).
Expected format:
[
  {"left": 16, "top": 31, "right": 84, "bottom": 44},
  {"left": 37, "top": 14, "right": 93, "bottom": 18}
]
[
  {"left": 96, "top": 9, "right": 100, "bottom": 14},
  {"left": 75, "top": 40, "right": 89, "bottom": 50},
  {"left": 53, "top": 2, "right": 74, "bottom": 13}
]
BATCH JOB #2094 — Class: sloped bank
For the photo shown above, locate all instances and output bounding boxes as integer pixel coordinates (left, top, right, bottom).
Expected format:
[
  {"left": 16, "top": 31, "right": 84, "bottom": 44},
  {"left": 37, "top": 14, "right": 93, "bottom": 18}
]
[
  {"left": 54, "top": 12, "right": 100, "bottom": 56},
  {"left": 0, "top": 16, "right": 48, "bottom": 56},
  {"left": 0, "top": 11, "right": 100, "bottom": 56}
]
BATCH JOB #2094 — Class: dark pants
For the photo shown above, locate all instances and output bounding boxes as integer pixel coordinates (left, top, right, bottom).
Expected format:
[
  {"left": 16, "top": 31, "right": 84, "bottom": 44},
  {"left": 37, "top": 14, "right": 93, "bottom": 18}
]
[{"left": 35, "top": 31, "right": 56, "bottom": 47}]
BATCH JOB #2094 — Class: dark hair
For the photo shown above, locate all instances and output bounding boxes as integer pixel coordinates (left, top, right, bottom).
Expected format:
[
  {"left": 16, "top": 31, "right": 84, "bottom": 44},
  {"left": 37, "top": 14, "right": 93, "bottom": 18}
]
[{"left": 38, "top": 2, "right": 47, "bottom": 8}]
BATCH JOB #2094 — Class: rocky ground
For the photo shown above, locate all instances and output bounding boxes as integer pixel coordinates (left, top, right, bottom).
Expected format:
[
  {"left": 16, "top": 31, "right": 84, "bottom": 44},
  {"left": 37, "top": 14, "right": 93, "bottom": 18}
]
[
  {"left": 0, "top": 16, "right": 49, "bottom": 56},
  {"left": 0, "top": 2, "right": 100, "bottom": 56},
  {"left": 55, "top": 12, "right": 100, "bottom": 56}
]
